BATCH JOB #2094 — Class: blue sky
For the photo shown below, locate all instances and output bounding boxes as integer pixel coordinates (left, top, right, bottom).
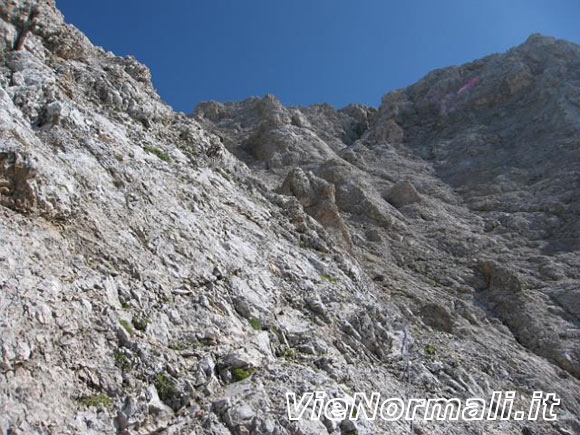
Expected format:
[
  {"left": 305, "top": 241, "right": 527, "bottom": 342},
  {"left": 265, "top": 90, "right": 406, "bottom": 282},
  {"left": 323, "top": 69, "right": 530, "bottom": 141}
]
[{"left": 56, "top": 0, "right": 580, "bottom": 113}]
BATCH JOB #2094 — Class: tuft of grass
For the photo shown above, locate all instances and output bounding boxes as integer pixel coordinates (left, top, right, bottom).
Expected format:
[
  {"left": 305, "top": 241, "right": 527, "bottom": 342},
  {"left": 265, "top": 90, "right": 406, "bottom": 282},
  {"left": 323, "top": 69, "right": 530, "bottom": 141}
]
[
  {"left": 78, "top": 393, "right": 113, "bottom": 409},
  {"left": 119, "top": 319, "right": 133, "bottom": 335},
  {"left": 281, "top": 348, "right": 296, "bottom": 359},
  {"left": 231, "top": 367, "right": 255, "bottom": 382},
  {"left": 248, "top": 317, "right": 262, "bottom": 330},
  {"left": 320, "top": 274, "right": 336, "bottom": 284},
  {"left": 424, "top": 344, "right": 436, "bottom": 356},
  {"left": 217, "top": 168, "right": 231, "bottom": 181},
  {"left": 114, "top": 350, "right": 132, "bottom": 372},
  {"left": 154, "top": 373, "right": 179, "bottom": 404},
  {"left": 169, "top": 336, "right": 200, "bottom": 351},
  {"left": 144, "top": 145, "right": 171, "bottom": 162}
]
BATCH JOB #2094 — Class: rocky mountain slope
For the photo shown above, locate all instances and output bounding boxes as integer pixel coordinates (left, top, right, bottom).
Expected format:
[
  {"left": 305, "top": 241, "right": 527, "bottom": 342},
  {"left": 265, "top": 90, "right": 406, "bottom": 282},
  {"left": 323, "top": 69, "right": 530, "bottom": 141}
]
[{"left": 1, "top": 1, "right": 580, "bottom": 434}]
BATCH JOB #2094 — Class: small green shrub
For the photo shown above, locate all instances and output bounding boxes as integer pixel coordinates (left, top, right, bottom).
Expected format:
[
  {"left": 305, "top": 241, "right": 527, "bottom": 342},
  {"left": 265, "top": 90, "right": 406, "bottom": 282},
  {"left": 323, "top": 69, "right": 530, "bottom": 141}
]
[
  {"left": 144, "top": 145, "right": 171, "bottom": 162},
  {"left": 231, "top": 367, "right": 255, "bottom": 382},
  {"left": 248, "top": 317, "right": 261, "bottom": 330},
  {"left": 114, "top": 350, "right": 132, "bottom": 372},
  {"left": 154, "top": 373, "right": 179, "bottom": 404},
  {"left": 320, "top": 274, "right": 336, "bottom": 284},
  {"left": 425, "top": 344, "right": 436, "bottom": 356},
  {"left": 78, "top": 393, "right": 113, "bottom": 409}
]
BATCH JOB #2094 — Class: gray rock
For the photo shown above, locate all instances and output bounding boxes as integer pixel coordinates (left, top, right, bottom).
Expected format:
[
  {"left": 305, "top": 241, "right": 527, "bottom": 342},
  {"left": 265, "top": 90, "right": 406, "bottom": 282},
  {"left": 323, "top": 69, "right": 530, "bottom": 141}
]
[
  {"left": 385, "top": 180, "right": 421, "bottom": 207},
  {"left": 0, "top": 3, "right": 579, "bottom": 434},
  {"left": 420, "top": 303, "right": 455, "bottom": 333}
]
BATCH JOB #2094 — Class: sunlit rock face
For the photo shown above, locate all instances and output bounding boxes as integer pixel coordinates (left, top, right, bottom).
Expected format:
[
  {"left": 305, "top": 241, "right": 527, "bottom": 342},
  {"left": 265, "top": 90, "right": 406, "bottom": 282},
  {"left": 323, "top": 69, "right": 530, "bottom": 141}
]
[{"left": 1, "top": 2, "right": 580, "bottom": 434}]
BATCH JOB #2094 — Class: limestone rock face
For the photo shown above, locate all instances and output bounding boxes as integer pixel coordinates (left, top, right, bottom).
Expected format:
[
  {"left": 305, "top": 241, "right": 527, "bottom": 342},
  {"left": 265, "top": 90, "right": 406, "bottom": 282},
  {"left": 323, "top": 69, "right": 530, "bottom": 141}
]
[
  {"left": 279, "top": 167, "right": 352, "bottom": 249},
  {"left": 420, "top": 302, "right": 454, "bottom": 333},
  {"left": 0, "top": 150, "right": 37, "bottom": 212},
  {"left": 1, "top": 3, "right": 580, "bottom": 435}
]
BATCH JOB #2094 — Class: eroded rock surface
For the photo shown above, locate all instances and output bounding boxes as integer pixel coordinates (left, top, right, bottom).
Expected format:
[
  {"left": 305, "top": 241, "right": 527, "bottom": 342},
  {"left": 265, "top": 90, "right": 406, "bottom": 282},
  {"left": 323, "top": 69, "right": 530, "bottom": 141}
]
[{"left": 1, "top": 2, "right": 580, "bottom": 434}]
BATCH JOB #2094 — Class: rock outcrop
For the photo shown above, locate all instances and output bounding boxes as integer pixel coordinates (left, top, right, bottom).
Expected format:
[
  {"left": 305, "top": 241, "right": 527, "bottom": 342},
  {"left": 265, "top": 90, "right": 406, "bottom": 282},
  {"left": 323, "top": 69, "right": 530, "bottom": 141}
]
[
  {"left": 1, "top": 2, "right": 580, "bottom": 435},
  {"left": 278, "top": 167, "right": 352, "bottom": 249}
]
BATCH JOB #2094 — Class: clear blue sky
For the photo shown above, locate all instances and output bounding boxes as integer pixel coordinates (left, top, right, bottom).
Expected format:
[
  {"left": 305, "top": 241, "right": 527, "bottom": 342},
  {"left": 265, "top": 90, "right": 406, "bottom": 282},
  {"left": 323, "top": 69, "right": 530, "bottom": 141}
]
[{"left": 56, "top": 0, "right": 580, "bottom": 113}]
